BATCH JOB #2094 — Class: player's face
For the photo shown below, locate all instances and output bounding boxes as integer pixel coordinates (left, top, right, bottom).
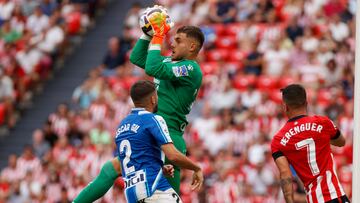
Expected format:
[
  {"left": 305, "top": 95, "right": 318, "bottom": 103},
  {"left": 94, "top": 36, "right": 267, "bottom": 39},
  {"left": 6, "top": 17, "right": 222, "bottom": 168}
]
[{"left": 171, "top": 33, "right": 193, "bottom": 60}]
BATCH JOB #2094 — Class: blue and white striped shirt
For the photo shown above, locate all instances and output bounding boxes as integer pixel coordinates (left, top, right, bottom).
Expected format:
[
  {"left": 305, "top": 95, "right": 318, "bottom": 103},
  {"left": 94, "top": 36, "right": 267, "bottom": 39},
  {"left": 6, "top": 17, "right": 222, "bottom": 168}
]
[{"left": 115, "top": 108, "right": 172, "bottom": 203}]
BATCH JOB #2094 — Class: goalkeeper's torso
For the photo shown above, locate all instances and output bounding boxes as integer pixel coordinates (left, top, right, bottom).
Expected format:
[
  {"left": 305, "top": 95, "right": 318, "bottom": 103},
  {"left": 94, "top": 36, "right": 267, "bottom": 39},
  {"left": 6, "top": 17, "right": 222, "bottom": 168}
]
[{"left": 154, "top": 57, "right": 202, "bottom": 134}]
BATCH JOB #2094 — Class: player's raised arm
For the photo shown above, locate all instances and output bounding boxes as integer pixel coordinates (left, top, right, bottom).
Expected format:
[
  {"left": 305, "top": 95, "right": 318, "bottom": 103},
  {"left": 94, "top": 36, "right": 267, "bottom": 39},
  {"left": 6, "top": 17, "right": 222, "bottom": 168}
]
[
  {"left": 274, "top": 156, "right": 294, "bottom": 203},
  {"left": 129, "top": 34, "right": 151, "bottom": 69},
  {"left": 143, "top": 9, "right": 180, "bottom": 80}
]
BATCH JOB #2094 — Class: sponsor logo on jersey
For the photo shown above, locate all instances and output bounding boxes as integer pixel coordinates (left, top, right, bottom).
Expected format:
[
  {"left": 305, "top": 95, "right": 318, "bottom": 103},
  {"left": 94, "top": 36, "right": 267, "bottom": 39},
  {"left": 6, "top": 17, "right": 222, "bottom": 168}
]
[
  {"left": 124, "top": 170, "right": 146, "bottom": 189},
  {"left": 172, "top": 65, "right": 188, "bottom": 77}
]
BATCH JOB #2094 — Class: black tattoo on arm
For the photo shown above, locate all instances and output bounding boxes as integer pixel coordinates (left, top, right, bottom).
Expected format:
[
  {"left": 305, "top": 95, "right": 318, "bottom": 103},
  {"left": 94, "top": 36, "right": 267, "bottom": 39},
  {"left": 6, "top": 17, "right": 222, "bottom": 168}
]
[{"left": 280, "top": 177, "right": 294, "bottom": 203}]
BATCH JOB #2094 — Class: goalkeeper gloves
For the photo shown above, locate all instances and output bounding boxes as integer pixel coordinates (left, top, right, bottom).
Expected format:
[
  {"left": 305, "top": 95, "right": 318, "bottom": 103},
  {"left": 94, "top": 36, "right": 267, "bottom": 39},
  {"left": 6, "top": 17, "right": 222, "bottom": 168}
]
[{"left": 148, "top": 8, "right": 173, "bottom": 45}]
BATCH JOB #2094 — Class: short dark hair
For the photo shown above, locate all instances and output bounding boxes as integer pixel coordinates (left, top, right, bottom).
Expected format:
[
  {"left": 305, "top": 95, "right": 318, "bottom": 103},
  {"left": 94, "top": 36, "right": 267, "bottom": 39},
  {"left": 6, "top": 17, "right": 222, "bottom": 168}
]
[
  {"left": 130, "top": 80, "right": 156, "bottom": 104},
  {"left": 281, "top": 84, "right": 307, "bottom": 108},
  {"left": 177, "top": 25, "right": 204, "bottom": 52}
]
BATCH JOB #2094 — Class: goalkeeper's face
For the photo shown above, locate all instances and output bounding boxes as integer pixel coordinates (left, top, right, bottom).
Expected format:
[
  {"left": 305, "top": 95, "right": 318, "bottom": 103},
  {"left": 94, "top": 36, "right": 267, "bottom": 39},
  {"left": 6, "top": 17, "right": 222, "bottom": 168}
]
[{"left": 171, "top": 33, "right": 196, "bottom": 60}]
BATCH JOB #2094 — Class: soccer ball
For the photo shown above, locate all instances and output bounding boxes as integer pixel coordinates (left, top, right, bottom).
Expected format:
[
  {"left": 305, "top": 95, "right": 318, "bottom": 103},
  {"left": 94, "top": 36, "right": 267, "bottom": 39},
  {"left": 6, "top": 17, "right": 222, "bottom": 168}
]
[{"left": 139, "top": 6, "right": 172, "bottom": 37}]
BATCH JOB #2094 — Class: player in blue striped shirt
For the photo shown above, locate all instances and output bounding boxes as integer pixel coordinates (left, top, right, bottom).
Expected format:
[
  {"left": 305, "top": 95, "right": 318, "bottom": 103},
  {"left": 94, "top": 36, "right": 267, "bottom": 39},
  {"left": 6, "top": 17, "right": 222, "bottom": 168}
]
[{"left": 74, "top": 80, "right": 203, "bottom": 203}]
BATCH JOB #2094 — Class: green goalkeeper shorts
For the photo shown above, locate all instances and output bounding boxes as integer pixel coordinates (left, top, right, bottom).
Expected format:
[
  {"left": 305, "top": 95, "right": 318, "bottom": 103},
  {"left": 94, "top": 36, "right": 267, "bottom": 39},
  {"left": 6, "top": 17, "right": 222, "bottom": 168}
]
[{"left": 165, "top": 130, "right": 186, "bottom": 194}]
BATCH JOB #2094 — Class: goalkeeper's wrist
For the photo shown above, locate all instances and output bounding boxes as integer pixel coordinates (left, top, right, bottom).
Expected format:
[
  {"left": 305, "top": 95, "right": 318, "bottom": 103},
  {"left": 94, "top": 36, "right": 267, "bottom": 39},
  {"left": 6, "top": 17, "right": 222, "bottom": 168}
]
[
  {"left": 140, "top": 34, "right": 152, "bottom": 41},
  {"left": 151, "top": 35, "right": 164, "bottom": 45}
]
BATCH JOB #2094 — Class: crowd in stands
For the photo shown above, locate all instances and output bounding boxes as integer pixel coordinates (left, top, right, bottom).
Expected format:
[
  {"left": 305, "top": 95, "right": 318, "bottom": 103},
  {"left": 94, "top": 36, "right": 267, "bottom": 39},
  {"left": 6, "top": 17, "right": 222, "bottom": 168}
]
[
  {"left": 0, "top": 0, "right": 104, "bottom": 133},
  {"left": 0, "top": 0, "right": 355, "bottom": 202}
]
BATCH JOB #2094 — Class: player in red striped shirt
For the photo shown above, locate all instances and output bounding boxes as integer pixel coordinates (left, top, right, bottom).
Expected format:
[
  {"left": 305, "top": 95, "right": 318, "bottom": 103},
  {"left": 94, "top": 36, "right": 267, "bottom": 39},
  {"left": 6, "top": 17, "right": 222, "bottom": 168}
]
[{"left": 271, "top": 84, "right": 350, "bottom": 203}]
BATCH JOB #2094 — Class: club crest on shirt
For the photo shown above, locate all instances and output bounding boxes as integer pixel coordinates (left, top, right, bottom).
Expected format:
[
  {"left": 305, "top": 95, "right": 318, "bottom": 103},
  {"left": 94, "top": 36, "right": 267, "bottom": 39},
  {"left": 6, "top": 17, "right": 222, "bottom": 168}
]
[{"left": 172, "top": 65, "right": 189, "bottom": 77}]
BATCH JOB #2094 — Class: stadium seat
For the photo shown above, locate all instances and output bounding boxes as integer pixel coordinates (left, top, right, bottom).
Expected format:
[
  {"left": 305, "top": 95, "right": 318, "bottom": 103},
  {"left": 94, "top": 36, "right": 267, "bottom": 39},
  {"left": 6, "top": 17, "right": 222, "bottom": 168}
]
[
  {"left": 233, "top": 74, "right": 256, "bottom": 91},
  {"left": 0, "top": 103, "right": 5, "bottom": 125},
  {"left": 206, "top": 49, "right": 229, "bottom": 61},
  {"left": 278, "top": 76, "right": 296, "bottom": 88},
  {"left": 269, "top": 89, "right": 282, "bottom": 103},
  {"left": 225, "top": 23, "right": 242, "bottom": 36},
  {"left": 211, "top": 24, "right": 226, "bottom": 36},
  {"left": 215, "top": 36, "right": 237, "bottom": 49},
  {"left": 317, "top": 89, "right": 332, "bottom": 106},
  {"left": 200, "top": 62, "right": 219, "bottom": 75},
  {"left": 227, "top": 49, "right": 247, "bottom": 62},
  {"left": 256, "top": 75, "right": 279, "bottom": 91}
]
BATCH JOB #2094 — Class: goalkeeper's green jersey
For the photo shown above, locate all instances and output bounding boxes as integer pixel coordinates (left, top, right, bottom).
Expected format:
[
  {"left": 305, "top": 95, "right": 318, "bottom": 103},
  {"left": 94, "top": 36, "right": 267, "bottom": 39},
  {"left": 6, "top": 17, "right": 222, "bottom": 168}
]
[{"left": 130, "top": 38, "right": 202, "bottom": 133}]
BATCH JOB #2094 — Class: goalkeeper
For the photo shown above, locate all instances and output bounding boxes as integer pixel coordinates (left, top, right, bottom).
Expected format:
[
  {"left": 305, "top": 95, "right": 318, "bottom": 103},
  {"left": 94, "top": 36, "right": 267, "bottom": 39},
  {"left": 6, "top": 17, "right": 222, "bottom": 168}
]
[{"left": 73, "top": 6, "right": 204, "bottom": 202}]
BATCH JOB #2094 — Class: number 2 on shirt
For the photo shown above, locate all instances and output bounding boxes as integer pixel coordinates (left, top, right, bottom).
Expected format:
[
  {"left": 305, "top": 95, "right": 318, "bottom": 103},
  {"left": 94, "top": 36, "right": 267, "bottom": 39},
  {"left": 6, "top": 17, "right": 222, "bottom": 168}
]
[
  {"left": 119, "top": 139, "right": 135, "bottom": 175},
  {"left": 295, "top": 138, "right": 320, "bottom": 176}
]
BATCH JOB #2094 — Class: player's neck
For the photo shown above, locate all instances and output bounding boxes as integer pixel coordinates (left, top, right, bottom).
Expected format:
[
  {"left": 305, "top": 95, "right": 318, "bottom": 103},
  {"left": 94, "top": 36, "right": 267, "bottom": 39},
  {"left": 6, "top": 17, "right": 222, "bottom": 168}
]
[{"left": 287, "top": 109, "right": 307, "bottom": 120}]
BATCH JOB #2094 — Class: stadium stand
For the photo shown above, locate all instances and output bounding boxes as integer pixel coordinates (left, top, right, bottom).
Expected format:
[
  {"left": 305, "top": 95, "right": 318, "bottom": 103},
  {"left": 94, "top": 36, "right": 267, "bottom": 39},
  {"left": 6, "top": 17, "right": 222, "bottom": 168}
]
[
  {"left": 0, "top": 0, "right": 103, "bottom": 135},
  {"left": 0, "top": 0, "right": 355, "bottom": 202}
]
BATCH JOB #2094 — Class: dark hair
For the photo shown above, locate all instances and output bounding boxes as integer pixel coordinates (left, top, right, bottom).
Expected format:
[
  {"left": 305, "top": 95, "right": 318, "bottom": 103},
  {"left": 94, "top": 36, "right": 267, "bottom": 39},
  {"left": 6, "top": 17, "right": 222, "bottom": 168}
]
[
  {"left": 281, "top": 84, "right": 307, "bottom": 108},
  {"left": 130, "top": 80, "right": 156, "bottom": 104},
  {"left": 177, "top": 25, "right": 204, "bottom": 52}
]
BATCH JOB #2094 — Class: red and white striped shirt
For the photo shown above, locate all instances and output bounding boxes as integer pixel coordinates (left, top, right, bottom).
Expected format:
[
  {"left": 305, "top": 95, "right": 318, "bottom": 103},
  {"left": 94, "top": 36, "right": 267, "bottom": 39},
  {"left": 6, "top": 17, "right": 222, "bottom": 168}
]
[{"left": 271, "top": 115, "right": 346, "bottom": 203}]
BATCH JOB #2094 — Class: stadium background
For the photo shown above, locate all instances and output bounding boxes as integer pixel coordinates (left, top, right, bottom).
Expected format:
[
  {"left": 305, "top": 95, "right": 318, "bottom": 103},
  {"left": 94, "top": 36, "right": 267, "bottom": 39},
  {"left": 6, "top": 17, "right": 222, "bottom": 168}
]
[{"left": 0, "top": 0, "right": 354, "bottom": 202}]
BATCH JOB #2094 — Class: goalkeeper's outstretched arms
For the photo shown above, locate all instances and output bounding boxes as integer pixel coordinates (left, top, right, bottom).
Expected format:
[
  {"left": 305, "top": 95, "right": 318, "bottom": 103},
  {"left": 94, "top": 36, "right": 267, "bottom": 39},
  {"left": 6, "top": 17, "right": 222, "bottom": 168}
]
[{"left": 72, "top": 158, "right": 121, "bottom": 203}]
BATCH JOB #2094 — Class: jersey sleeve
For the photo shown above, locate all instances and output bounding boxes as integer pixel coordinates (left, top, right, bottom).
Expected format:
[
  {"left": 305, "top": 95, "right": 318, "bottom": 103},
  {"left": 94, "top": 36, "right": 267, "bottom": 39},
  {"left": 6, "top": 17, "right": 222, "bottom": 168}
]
[
  {"left": 148, "top": 115, "right": 173, "bottom": 146},
  {"left": 322, "top": 117, "right": 341, "bottom": 140},
  {"left": 145, "top": 45, "right": 187, "bottom": 81},
  {"left": 271, "top": 136, "right": 284, "bottom": 160},
  {"left": 129, "top": 37, "right": 151, "bottom": 69}
]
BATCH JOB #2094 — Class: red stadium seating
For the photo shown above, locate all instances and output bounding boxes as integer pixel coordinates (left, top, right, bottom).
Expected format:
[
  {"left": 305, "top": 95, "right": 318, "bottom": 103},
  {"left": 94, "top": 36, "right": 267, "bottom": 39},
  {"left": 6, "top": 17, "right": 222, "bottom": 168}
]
[
  {"left": 233, "top": 74, "right": 256, "bottom": 91},
  {"left": 227, "top": 49, "right": 247, "bottom": 62},
  {"left": 200, "top": 62, "right": 219, "bottom": 75},
  {"left": 212, "top": 24, "right": 226, "bottom": 36},
  {"left": 256, "top": 75, "right": 279, "bottom": 91},
  {"left": 215, "top": 35, "right": 237, "bottom": 49},
  {"left": 225, "top": 23, "right": 242, "bottom": 36},
  {"left": 269, "top": 89, "right": 282, "bottom": 103},
  {"left": 278, "top": 76, "right": 296, "bottom": 88},
  {"left": 0, "top": 103, "right": 5, "bottom": 125},
  {"left": 317, "top": 89, "right": 332, "bottom": 106},
  {"left": 206, "top": 49, "right": 229, "bottom": 61}
]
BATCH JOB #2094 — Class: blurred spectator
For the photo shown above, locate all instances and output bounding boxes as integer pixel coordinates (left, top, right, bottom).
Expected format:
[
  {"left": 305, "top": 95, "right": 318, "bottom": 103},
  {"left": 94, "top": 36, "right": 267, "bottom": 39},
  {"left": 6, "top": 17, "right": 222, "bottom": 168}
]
[
  {"left": 0, "top": 20, "right": 21, "bottom": 43},
  {"left": 48, "top": 103, "right": 71, "bottom": 137},
  {"left": 286, "top": 17, "right": 304, "bottom": 42},
  {"left": 241, "top": 85, "right": 261, "bottom": 108},
  {"left": 1, "top": 154, "right": 22, "bottom": 183},
  {"left": 243, "top": 43, "right": 262, "bottom": 75},
  {"left": 17, "top": 145, "right": 41, "bottom": 176},
  {"left": 125, "top": 2, "right": 142, "bottom": 28},
  {"left": 263, "top": 40, "right": 289, "bottom": 76},
  {"left": 89, "top": 122, "right": 111, "bottom": 146},
  {"left": 72, "top": 80, "right": 97, "bottom": 109},
  {"left": 36, "top": 15, "right": 65, "bottom": 54},
  {"left": 100, "top": 37, "right": 126, "bottom": 76},
  {"left": 0, "top": 0, "right": 15, "bottom": 21},
  {"left": 209, "top": 0, "right": 237, "bottom": 23},
  {"left": 56, "top": 187, "right": 71, "bottom": 203},
  {"left": 32, "top": 129, "right": 50, "bottom": 158},
  {"left": 40, "top": 0, "right": 58, "bottom": 16},
  {"left": 26, "top": 6, "right": 49, "bottom": 34},
  {"left": 329, "top": 14, "right": 349, "bottom": 42},
  {"left": 190, "top": 0, "right": 210, "bottom": 25}
]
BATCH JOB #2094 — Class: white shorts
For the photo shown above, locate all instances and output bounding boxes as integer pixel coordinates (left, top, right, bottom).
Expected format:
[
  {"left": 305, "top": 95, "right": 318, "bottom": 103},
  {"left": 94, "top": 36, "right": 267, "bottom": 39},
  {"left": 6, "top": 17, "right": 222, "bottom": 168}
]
[{"left": 140, "top": 188, "right": 183, "bottom": 203}]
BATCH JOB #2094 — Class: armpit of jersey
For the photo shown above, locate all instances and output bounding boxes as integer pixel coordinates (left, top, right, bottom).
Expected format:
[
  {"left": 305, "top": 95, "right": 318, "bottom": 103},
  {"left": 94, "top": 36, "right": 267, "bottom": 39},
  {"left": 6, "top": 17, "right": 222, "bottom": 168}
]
[{"left": 272, "top": 151, "right": 284, "bottom": 160}]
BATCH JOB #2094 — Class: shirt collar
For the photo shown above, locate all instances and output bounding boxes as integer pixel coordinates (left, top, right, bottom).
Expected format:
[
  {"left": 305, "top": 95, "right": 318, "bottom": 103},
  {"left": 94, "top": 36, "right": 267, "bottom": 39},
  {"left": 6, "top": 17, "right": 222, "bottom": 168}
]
[{"left": 287, "top": 115, "right": 307, "bottom": 122}]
